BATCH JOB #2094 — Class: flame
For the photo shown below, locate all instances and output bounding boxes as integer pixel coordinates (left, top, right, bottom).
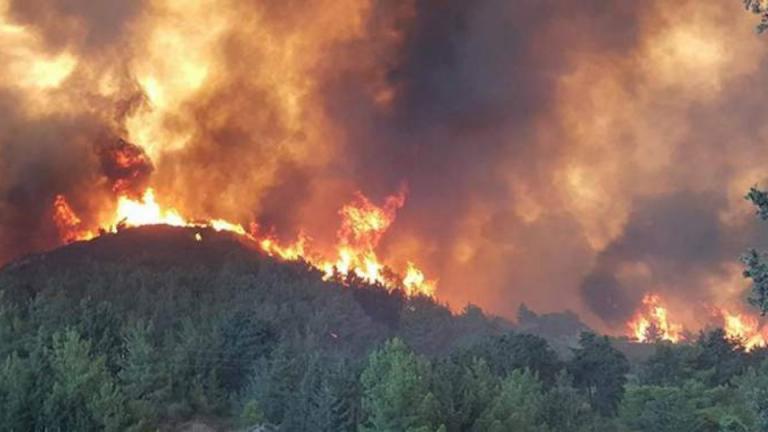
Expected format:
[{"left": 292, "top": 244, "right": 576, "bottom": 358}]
[
  {"left": 52, "top": 186, "right": 436, "bottom": 298},
  {"left": 625, "top": 294, "right": 768, "bottom": 351},
  {"left": 52, "top": 195, "right": 96, "bottom": 242},
  {"left": 114, "top": 189, "right": 186, "bottom": 228},
  {"left": 403, "top": 262, "right": 436, "bottom": 297},
  {"left": 257, "top": 228, "right": 308, "bottom": 261},
  {"left": 627, "top": 294, "right": 685, "bottom": 343},
  {"left": 321, "top": 190, "right": 405, "bottom": 284},
  {"left": 720, "top": 309, "right": 768, "bottom": 351}
]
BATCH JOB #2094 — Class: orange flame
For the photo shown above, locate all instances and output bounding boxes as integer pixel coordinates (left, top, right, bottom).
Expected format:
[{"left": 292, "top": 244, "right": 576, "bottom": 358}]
[
  {"left": 114, "top": 189, "right": 186, "bottom": 228},
  {"left": 52, "top": 195, "right": 96, "bottom": 242},
  {"left": 627, "top": 294, "right": 685, "bottom": 343},
  {"left": 720, "top": 309, "right": 768, "bottom": 351},
  {"left": 52, "top": 186, "right": 436, "bottom": 297}
]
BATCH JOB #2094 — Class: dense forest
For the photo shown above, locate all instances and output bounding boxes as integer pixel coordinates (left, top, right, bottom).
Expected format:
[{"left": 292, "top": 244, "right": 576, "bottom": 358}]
[{"left": 0, "top": 225, "right": 767, "bottom": 431}]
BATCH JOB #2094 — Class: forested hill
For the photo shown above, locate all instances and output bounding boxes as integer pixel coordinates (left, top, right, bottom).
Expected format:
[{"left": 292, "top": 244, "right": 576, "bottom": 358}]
[
  {"left": 0, "top": 225, "right": 513, "bottom": 430},
  {"left": 3, "top": 226, "right": 766, "bottom": 431},
  {"left": 0, "top": 225, "right": 511, "bottom": 359}
]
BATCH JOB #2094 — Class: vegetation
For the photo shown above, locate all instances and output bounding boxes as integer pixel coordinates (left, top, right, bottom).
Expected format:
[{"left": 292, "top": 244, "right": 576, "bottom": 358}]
[{"left": 2, "top": 226, "right": 768, "bottom": 430}]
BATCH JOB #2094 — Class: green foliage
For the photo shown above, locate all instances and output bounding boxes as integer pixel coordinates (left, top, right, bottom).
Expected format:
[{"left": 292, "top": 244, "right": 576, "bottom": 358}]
[
  {"left": 239, "top": 399, "right": 266, "bottom": 428},
  {"left": 472, "top": 369, "right": 548, "bottom": 432},
  {"left": 620, "top": 380, "right": 754, "bottom": 432},
  {"left": 743, "top": 187, "right": 768, "bottom": 314},
  {"left": 640, "top": 343, "right": 696, "bottom": 386},
  {"left": 42, "top": 329, "right": 127, "bottom": 431},
  {"left": 359, "top": 338, "right": 444, "bottom": 432},
  {"left": 118, "top": 320, "right": 170, "bottom": 429},
  {"left": 6, "top": 229, "right": 768, "bottom": 430},
  {"left": 542, "top": 372, "right": 595, "bottom": 431},
  {"left": 0, "top": 352, "right": 34, "bottom": 430},
  {"left": 693, "top": 329, "right": 747, "bottom": 387},
  {"left": 736, "top": 359, "right": 768, "bottom": 431},
  {"left": 568, "top": 332, "right": 630, "bottom": 416},
  {"left": 461, "top": 331, "right": 563, "bottom": 385}
]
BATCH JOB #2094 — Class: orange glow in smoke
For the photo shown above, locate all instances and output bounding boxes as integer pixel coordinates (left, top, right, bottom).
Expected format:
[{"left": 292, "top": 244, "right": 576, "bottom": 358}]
[{"left": 627, "top": 294, "right": 685, "bottom": 343}]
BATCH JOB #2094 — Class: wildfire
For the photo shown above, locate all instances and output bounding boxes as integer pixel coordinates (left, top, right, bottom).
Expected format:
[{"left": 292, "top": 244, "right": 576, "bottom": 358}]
[
  {"left": 625, "top": 294, "right": 768, "bottom": 351},
  {"left": 720, "top": 309, "right": 768, "bottom": 351},
  {"left": 52, "top": 195, "right": 96, "bottom": 243},
  {"left": 52, "top": 186, "right": 436, "bottom": 297},
  {"left": 627, "top": 294, "right": 685, "bottom": 343},
  {"left": 114, "top": 189, "right": 186, "bottom": 228}
]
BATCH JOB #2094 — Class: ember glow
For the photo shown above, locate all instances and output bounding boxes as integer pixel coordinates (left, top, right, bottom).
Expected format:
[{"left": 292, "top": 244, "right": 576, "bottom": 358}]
[{"left": 627, "top": 294, "right": 685, "bottom": 343}]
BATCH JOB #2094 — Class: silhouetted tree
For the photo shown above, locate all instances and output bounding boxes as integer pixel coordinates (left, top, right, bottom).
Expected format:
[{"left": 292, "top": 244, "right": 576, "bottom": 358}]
[{"left": 568, "top": 332, "right": 629, "bottom": 416}]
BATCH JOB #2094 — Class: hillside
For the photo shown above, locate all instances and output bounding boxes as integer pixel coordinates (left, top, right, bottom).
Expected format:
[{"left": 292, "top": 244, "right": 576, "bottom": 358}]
[
  {"left": 0, "top": 226, "right": 513, "bottom": 430},
  {"left": 1, "top": 226, "right": 766, "bottom": 431},
  {"left": 1, "top": 225, "right": 510, "bottom": 357}
]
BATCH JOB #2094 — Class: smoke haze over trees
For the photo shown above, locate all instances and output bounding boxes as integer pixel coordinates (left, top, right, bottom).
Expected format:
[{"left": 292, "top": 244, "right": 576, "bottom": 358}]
[{"left": 1, "top": 0, "right": 768, "bottom": 333}]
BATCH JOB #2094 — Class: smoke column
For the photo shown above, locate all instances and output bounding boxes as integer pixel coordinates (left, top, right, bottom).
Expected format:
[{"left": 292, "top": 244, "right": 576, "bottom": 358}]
[{"left": 1, "top": 0, "right": 767, "bottom": 333}]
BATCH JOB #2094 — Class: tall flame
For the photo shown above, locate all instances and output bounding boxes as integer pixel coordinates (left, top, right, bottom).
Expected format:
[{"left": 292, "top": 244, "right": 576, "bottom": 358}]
[
  {"left": 627, "top": 294, "right": 685, "bottom": 343},
  {"left": 52, "top": 195, "right": 96, "bottom": 243},
  {"left": 52, "top": 186, "right": 436, "bottom": 297}
]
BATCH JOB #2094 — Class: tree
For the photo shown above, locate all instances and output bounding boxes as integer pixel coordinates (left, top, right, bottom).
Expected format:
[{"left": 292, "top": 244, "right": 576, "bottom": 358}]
[
  {"left": 694, "top": 329, "right": 747, "bottom": 386},
  {"left": 118, "top": 320, "right": 170, "bottom": 428},
  {"left": 432, "top": 357, "right": 500, "bottom": 432},
  {"left": 568, "top": 332, "right": 629, "bottom": 416},
  {"left": 215, "top": 311, "right": 276, "bottom": 391},
  {"left": 0, "top": 352, "right": 34, "bottom": 430},
  {"left": 464, "top": 332, "right": 563, "bottom": 385},
  {"left": 359, "top": 338, "right": 444, "bottom": 432},
  {"left": 736, "top": 359, "right": 768, "bottom": 431},
  {"left": 619, "top": 384, "right": 698, "bottom": 432},
  {"left": 542, "top": 372, "right": 595, "bottom": 432},
  {"left": 640, "top": 343, "right": 696, "bottom": 386},
  {"left": 42, "top": 329, "right": 126, "bottom": 431},
  {"left": 743, "top": 187, "right": 768, "bottom": 314},
  {"left": 472, "top": 369, "right": 548, "bottom": 432}
]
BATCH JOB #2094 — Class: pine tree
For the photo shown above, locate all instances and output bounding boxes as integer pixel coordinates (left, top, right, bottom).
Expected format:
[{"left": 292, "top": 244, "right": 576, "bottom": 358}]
[
  {"left": 359, "top": 338, "right": 442, "bottom": 432},
  {"left": 42, "top": 329, "right": 126, "bottom": 431},
  {"left": 118, "top": 319, "right": 170, "bottom": 428},
  {"left": 567, "top": 332, "right": 629, "bottom": 416},
  {"left": 472, "top": 369, "right": 549, "bottom": 432},
  {"left": 0, "top": 352, "right": 34, "bottom": 430}
]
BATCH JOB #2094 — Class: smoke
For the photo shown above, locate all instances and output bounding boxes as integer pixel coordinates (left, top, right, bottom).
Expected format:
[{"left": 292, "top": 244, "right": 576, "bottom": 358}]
[{"left": 1, "top": 0, "right": 767, "bottom": 332}]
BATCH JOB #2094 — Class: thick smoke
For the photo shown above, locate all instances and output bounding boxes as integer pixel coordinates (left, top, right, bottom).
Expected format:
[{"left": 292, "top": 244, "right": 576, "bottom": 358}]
[{"left": 1, "top": 0, "right": 767, "bottom": 332}]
